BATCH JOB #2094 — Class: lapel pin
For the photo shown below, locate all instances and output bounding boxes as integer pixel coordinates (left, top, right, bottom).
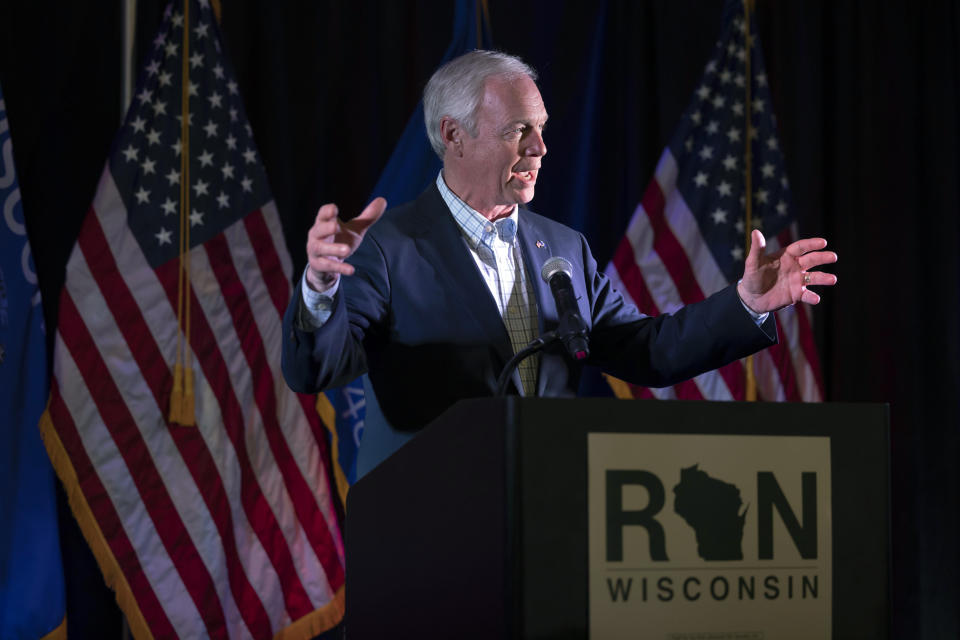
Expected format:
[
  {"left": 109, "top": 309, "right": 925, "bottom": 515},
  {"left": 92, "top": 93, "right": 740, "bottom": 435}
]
[{"left": 536, "top": 240, "right": 546, "bottom": 249}]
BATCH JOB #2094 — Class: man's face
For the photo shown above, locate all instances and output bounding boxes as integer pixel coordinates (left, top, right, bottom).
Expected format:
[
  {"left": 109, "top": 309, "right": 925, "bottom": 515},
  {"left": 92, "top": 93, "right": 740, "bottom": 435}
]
[{"left": 456, "top": 74, "right": 548, "bottom": 218}]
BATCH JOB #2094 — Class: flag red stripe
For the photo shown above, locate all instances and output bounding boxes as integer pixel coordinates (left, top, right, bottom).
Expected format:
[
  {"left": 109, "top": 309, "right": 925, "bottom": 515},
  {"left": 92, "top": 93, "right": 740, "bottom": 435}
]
[
  {"left": 77, "top": 213, "right": 274, "bottom": 637},
  {"left": 57, "top": 291, "right": 228, "bottom": 636},
  {"left": 674, "top": 378, "right": 705, "bottom": 400},
  {"left": 48, "top": 378, "right": 177, "bottom": 638},
  {"left": 718, "top": 360, "right": 745, "bottom": 401},
  {"left": 203, "top": 233, "right": 346, "bottom": 589},
  {"left": 642, "top": 181, "right": 706, "bottom": 304},
  {"left": 244, "top": 210, "right": 289, "bottom": 318},
  {"left": 611, "top": 238, "right": 660, "bottom": 315},
  {"left": 153, "top": 259, "right": 317, "bottom": 619}
]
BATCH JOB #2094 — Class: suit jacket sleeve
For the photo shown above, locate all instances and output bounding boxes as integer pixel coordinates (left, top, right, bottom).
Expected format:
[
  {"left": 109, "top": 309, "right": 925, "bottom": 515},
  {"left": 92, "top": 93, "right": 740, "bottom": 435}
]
[
  {"left": 576, "top": 232, "right": 778, "bottom": 388},
  {"left": 281, "top": 232, "right": 391, "bottom": 394}
]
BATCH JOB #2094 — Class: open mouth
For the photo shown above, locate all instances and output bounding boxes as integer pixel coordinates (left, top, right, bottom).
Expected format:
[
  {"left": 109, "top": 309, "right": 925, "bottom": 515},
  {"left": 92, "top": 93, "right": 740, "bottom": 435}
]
[{"left": 513, "top": 169, "right": 537, "bottom": 184}]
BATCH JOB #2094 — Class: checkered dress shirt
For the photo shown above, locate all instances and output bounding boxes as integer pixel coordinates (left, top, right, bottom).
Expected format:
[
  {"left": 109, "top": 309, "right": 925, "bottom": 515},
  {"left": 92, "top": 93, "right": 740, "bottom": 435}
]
[{"left": 436, "top": 173, "right": 539, "bottom": 395}]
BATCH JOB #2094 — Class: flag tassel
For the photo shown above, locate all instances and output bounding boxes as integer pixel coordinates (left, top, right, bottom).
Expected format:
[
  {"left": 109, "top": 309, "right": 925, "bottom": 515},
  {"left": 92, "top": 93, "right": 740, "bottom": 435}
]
[{"left": 168, "top": 363, "right": 196, "bottom": 426}]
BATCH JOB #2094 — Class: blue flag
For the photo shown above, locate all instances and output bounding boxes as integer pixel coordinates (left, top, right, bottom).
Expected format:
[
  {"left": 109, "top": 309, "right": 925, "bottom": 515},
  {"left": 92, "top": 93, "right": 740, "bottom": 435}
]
[
  {"left": 321, "top": 0, "right": 492, "bottom": 497},
  {"left": 0, "top": 84, "right": 66, "bottom": 639}
]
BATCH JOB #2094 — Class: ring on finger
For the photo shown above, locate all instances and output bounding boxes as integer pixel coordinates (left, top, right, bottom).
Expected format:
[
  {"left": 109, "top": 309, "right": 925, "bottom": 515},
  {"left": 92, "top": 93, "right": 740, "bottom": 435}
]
[{"left": 803, "top": 274, "right": 811, "bottom": 284}]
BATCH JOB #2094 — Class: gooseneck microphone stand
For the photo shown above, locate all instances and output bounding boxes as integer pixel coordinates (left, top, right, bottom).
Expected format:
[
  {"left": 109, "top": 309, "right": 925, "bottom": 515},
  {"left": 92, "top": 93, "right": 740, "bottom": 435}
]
[{"left": 495, "top": 318, "right": 590, "bottom": 398}]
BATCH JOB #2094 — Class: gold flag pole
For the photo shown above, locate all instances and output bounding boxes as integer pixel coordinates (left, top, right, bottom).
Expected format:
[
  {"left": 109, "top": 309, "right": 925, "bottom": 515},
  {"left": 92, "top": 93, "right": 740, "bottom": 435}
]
[
  {"left": 743, "top": 0, "right": 758, "bottom": 402},
  {"left": 170, "top": 0, "right": 196, "bottom": 425}
]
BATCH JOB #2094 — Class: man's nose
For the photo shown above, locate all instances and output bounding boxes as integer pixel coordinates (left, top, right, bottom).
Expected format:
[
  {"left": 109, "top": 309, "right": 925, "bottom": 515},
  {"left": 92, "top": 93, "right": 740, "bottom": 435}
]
[{"left": 525, "top": 128, "right": 547, "bottom": 157}]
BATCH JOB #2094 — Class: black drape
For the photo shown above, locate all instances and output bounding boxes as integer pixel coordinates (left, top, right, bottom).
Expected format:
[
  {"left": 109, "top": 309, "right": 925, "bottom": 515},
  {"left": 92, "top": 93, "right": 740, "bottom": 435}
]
[{"left": 1, "top": 1, "right": 956, "bottom": 637}]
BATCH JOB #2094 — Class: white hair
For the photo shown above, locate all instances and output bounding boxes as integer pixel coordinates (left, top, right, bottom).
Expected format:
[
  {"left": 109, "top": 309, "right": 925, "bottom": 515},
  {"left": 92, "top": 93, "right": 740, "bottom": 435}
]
[{"left": 423, "top": 50, "right": 538, "bottom": 159}]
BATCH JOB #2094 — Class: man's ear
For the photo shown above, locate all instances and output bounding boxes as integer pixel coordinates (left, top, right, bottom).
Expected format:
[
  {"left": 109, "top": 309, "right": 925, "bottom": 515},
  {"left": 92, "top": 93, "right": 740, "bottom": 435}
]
[{"left": 440, "top": 117, "right": 463, "bottom": 156}]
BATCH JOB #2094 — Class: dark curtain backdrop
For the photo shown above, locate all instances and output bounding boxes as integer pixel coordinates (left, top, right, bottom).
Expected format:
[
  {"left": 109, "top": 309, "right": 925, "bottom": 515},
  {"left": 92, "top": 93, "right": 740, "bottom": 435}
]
[{"left": 1, "top": 1, "right": 957, "bottom": 637}]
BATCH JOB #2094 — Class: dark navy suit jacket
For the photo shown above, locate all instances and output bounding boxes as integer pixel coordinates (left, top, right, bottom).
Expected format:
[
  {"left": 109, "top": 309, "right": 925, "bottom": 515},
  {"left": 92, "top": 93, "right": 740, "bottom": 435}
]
[{"left": 282, "top": 184, "right": 777, "bottom": 475}]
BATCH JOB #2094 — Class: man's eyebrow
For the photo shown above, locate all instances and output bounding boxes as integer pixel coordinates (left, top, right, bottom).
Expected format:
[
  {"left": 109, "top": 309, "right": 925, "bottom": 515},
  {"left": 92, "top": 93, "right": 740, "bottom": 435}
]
[{"left": 505, "top": 115, "right": 549, "bottom": 129}]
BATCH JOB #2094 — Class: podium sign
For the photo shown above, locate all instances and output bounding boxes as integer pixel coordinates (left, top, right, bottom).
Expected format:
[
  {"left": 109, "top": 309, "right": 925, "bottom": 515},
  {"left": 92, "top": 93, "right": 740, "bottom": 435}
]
[
  {"left": 347, "top": 398, "right": 888, "bottom": 639},
  {"left": 588, "top": 434, "right": 832, "bottom": 639}
]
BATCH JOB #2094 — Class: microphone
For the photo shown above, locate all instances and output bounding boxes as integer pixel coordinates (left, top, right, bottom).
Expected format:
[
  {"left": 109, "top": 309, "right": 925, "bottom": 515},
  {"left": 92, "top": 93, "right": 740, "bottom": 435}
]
[{"left": 540, "top": 256, "right": 590, "bottom": 361}]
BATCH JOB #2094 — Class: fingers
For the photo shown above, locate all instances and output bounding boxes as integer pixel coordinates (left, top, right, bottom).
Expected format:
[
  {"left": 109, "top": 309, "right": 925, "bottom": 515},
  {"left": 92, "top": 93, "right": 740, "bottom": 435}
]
[
  {"left": 797, "top": 270, "right": 837, "bottom": 306},
  {"left": 744, "top": 229, "right": 766, "bottom": 268},
  {"left": 309, "top": 203, "right": 340, "bottom": 240},
  {"left": 309, "top": 239, "right": 353, "bottom": 260},
  {"left": 801, "top": 271, "right": 838, "bottom": 287},
  {"left": 312, "top": 203, "right": 340, "bottom": 227},
  {"left": 309, "top": 256, "right": 355, "bottom": 277},
  {"left": 304, "top": 198, "right": 387, "bottom": 289},
  {"left": 799, "top": 249, "right": 838, "bottom": 271},
  {"left": 799, "top": 287, "right": 822, "bottom": 305},
  {"left": 785, "top": 237, "right": 828, "bottom": 257}
]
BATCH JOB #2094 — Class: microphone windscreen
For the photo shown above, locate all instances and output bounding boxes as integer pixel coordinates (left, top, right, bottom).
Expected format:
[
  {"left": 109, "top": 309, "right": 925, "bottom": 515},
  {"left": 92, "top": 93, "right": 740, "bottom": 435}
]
[{"left": 541, "top": 256, "right": 573, "bottom": 283}]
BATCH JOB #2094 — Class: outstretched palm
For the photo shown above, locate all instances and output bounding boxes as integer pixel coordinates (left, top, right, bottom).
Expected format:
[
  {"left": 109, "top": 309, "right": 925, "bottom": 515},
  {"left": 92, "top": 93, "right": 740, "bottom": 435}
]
[{"left": 737, "top": 229, "right": 838, "bottom": 314}]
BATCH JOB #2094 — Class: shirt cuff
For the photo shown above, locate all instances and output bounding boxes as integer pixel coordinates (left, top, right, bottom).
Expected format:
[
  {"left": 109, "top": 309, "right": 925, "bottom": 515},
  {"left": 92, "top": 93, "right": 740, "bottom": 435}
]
[
  {"left": 297, "top": 269, "right": 338, "bottom": 330},
  {"left": 736, "top": 280, "right": 770, "bottom": 326}
]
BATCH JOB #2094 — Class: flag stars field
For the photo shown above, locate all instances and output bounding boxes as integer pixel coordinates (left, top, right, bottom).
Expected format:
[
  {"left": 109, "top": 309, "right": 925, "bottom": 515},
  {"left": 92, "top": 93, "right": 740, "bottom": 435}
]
[{"left": 110, "top": 11, "right": 271, "bottom": 267}]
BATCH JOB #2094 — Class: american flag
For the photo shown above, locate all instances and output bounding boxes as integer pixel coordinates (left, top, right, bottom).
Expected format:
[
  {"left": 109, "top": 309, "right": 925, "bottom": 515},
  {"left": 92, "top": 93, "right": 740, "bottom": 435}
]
[
  {"left": 38, "top": 2, "right": 345, "bottom": 638},
  {"left": 604, "top": 0, "right": 823, "bottom": 402}
]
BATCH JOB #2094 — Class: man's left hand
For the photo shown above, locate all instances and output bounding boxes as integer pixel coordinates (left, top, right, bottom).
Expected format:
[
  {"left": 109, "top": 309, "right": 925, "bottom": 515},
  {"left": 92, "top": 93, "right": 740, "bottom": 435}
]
[{"left": 737, "top": 229, "right": 838, "bottom": 314}]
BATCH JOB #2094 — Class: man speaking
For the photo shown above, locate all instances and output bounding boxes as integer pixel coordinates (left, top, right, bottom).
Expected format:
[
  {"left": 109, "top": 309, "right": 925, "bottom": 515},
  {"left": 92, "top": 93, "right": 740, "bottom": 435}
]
[{"left": 281, "top": 50, "right": 838, "bottom": 478}]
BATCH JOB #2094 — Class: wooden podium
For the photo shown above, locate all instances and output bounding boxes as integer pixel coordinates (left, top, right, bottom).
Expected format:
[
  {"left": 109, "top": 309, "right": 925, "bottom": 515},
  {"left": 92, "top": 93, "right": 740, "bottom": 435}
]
[{"left": 346, "top": 398, "right": 889, "bottom": 639}]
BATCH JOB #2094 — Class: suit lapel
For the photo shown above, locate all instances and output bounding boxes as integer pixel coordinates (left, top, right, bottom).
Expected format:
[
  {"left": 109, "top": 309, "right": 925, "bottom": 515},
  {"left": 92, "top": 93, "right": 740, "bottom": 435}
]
[{"left": 409, "top": 187, "right": 517, "bottom": 376}]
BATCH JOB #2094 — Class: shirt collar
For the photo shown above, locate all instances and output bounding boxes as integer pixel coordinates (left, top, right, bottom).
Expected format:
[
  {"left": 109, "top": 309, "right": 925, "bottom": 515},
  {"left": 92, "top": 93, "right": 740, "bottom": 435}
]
[{"left": 436, "top": 172, "right": 519, "bottom": 252}]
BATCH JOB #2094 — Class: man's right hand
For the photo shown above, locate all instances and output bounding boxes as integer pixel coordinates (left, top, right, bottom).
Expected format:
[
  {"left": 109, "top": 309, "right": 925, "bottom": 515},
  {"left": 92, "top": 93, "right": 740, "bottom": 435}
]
[{"left": 305, "top": 197, "right": 387, "bottom": 292}]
